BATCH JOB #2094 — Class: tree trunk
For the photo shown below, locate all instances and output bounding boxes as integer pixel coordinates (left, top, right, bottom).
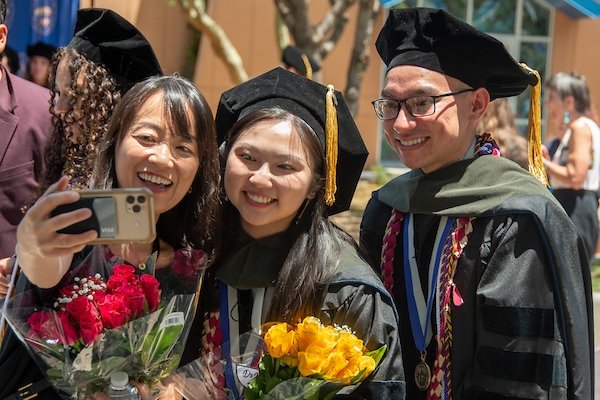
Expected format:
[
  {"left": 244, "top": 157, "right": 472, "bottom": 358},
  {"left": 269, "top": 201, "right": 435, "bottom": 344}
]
[
  {"left": 345, "top": 0, "right": 380, "bottom": 115},
  {"left": 176, "top": 0, "right": 248, "bottom": 84}
]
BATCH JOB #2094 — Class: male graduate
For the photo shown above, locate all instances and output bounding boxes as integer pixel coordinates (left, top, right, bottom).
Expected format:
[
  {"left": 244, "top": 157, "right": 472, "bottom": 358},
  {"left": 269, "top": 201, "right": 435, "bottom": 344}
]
[{"left": 360, "top": 7, "right": 593, "bottom": 400}]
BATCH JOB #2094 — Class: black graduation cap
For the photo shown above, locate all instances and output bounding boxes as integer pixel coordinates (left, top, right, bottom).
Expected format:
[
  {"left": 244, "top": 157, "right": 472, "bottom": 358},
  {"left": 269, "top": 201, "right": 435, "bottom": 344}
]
[
  {"left": 376, "top": 7, "right": 538, "bottom": 100},
  {"left": 67, "top": 8, "right": 163, "bottom": 94},
  {"left": 282, "top": 45, "right": 321, "bottom": 79},
  {"left": 26, "top": 41, "right": 56, "bottom": 60},
  {"left": 215, "top": 67, "right": 368, "bottom": 215}
]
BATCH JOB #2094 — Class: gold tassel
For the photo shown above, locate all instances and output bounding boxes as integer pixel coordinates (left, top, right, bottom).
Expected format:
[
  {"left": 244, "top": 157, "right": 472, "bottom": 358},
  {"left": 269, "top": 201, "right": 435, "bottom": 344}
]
[
  {"left": 325, "top": 84, "right": 338, "bottom": 206},
  {"left": 301, "top": 54, "right": 313, "bottom": 80},
  {"left": 521, "top": 63, "right": 549, "bottom": 187}
]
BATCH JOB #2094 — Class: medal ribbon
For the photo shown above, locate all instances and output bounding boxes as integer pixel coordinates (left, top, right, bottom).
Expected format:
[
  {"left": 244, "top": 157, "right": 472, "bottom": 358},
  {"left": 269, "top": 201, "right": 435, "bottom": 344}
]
[
  {"left": 218, "top": 281, "right": 241, "bottom": 399},
  {"left": 403, "top": 214, "right": 454, "bottom": 352}
]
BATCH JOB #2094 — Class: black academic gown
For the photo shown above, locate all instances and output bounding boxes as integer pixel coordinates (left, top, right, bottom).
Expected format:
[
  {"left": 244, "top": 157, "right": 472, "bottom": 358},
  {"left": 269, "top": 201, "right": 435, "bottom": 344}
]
[
  {"left": 200, "top": 227, "right": 406, "bottom": 399},
  {"left": 360, "top": 156, "right": 593, "bottom": 400}
]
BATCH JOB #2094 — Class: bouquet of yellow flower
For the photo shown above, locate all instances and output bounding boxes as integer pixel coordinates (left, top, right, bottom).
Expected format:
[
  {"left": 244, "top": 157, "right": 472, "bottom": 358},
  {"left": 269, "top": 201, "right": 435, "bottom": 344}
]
[{"left": 245, "top": 316, "right": 385, "bottom": 400}]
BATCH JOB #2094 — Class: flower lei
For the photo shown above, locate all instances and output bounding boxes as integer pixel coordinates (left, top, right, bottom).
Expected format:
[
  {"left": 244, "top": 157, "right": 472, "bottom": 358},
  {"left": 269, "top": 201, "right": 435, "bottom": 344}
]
[{"left": 380, "top": 134, "right": 499, "bottom": 400}]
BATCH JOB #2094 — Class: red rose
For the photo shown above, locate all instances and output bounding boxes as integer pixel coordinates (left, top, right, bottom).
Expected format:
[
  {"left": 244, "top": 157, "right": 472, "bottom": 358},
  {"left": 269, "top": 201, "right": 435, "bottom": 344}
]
[
  {"left": 96, "top": 293, "right": 129, "bottom": 329},
  {"left": 28, "top": 310, "right": 80, "bottom": 346},
  {"left": 114, "top": 283, "right": 145, "bottom": 319},
  {"left": 106, "top": 264, "right": 137, "bottom": 291},
  {"left": 66, "top": 296, "right": 103, "bottom": 344},
  {"left": 172, "top": 249, "right": 206, "bottom": 281},
  {"left": 56, "top": 311, "right": 80, "bottom": 345},
  {"left": 140, "top": 274, "right": 161, "bottom": 312},
  {"left": 28, "top": 310, "right": 58, "bottom": 339}
]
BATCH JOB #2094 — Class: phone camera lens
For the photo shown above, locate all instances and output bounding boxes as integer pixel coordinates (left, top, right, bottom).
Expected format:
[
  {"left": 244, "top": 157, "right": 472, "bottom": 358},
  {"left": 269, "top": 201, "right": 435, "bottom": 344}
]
[
  {"left": 137, "top": 195, "right": 146, "bottom": 204},
  {"left": 132, "top": 204, "right": 141, "bottom": 213},
  {"left": 127, "top": 195, "right": 135, "bottom": 204}
]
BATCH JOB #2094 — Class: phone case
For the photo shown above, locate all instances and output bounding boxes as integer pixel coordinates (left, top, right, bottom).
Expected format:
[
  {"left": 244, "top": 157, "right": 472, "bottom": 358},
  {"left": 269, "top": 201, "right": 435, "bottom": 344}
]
[{"left": 51, "top": 188, "right": 156, "bottom": 244}]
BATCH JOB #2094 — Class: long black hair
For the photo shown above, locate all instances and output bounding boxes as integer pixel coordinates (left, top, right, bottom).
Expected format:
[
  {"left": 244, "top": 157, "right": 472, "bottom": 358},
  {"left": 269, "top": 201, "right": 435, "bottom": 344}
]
[
  {"left": 221, "top": 107, "right": 360, "bottom": 322},
  {"left": 92, "top": 74, "right": 221, "bottom": 256}
]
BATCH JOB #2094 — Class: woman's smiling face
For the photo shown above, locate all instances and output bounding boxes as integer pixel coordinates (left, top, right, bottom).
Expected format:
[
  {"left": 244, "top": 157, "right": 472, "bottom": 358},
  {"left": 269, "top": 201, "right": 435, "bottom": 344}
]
[
  {"left": 114, "top": 92, "right": 200, "bottom": 217},
  {"left": 224, "top": 119, "right": 316, "bottom": 239}
]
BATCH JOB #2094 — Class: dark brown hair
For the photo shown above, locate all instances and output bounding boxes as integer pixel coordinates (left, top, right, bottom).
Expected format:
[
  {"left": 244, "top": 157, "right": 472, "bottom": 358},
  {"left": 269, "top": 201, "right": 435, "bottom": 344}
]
[{"left": 92, "top": 74, "right": 221, "bottom": 254}]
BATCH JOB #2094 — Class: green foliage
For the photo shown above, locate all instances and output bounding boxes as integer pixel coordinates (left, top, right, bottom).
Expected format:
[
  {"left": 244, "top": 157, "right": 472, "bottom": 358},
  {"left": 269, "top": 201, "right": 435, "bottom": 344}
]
[
  {"left": 246, "top": 355, "right": 324, "bottom": 400},
  {"left": 592, "top": 258, "right": 600, "bottom": 291},
  {"left": 370, "top": 164, "right": 393, "bottom": 185}
]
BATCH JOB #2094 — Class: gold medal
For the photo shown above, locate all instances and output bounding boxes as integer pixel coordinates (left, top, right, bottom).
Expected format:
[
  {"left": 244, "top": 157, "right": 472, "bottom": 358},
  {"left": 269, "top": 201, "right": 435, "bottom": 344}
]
[
  {"left": 415, "top": 360, "right": 431, "bottom": 391},
  {"left": 415, "top": 351, "right": 431, "bottom": 391}
]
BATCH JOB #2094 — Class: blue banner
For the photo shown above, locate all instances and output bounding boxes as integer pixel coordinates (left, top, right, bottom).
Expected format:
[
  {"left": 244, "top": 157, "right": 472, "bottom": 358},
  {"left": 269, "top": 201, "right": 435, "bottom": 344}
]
[{"left": 5, "top": 0, "right": 79, "bottom": 61}]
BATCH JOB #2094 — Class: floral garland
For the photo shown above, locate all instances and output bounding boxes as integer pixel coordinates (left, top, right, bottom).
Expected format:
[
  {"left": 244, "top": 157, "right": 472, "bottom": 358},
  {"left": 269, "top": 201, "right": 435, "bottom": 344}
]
[
  {"left": 380, "top": 134, "right": 499, "bottom": 400},
  {"left": 201, "top": 310, "right": 227, "bottom": 398}
]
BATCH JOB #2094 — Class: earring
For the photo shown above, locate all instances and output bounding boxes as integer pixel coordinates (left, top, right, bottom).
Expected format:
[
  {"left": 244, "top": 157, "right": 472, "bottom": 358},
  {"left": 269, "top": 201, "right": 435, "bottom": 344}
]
[
  {"left": 187, "top": 187, "right": 192, "bottom": 194},
  {"left": 295, "top": 199, "right": 311, "bottom": 225},
  {"left": 564, "top": 111, "right": 570, "bottom": 124}
]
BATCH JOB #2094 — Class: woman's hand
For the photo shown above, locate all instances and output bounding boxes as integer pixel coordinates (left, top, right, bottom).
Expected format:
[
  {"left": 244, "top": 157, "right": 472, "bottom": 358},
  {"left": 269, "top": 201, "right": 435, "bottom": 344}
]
[
  {"left": 17, "top": 176, "right": 97, "bottom": 258},
  {"left": 15, "top": 176, "right": 98, "bottom": 288},
  {"left": 0, "top": 256, "right": 15, "bottom": 299}
]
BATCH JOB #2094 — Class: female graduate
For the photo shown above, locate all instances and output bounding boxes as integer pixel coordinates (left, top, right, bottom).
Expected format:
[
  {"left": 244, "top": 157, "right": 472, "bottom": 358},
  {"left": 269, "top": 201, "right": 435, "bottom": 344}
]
[{"left": 187, "top": 68, "right": 405, "bottom": 399}]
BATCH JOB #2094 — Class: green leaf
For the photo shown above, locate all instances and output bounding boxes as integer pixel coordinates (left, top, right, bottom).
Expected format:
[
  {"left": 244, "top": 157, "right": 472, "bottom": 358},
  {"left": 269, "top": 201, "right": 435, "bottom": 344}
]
[
  {"left": 364, "top": 344, "right": 387, "bottom": 366},
  {"left": 265, "top": 376, "right": 284, "bottom": 393}
]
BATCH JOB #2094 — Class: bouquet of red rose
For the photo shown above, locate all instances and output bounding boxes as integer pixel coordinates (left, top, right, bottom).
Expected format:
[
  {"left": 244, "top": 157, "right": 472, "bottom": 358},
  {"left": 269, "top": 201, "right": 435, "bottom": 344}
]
[{"left": 2, "top": 245, "right": 205, "bottom": 398}]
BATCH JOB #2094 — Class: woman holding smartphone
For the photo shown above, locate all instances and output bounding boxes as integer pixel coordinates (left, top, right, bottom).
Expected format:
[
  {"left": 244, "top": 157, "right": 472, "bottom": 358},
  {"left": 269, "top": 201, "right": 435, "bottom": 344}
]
[
  {"left": 0, "top": 74, "right": 220, "bottom": 399},
  {"left": 185, "top": 68, "right": 404, "bottom": 399},
  {"left": 0, "top": 7, "right": 163, "bottom": 301}
]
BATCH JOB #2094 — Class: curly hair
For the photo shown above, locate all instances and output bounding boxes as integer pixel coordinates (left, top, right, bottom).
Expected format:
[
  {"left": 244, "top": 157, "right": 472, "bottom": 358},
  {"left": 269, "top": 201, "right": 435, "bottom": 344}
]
[{"left": 39, "top": 47, "right": 120, "bottom": 193}]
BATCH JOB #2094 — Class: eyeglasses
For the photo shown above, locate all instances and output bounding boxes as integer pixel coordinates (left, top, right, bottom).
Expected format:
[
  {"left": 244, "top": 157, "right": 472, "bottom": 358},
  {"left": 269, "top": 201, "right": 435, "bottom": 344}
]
[{"left": 371, "top": 89, "right": 474, "bottom": 120}]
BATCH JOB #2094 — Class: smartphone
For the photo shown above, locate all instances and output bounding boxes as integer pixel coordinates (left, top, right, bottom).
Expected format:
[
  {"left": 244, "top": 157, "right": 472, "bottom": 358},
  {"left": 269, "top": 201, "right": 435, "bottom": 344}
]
[{"left": 50, "top": 188, "right": 156, "bottom": 244}]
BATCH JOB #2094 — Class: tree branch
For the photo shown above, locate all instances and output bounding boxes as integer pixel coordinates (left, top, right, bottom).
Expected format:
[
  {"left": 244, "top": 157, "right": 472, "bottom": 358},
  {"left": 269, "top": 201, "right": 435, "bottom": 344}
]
[
  {"left": 177, "top": 0, "right": 248, "bottom": 83},
  {"left": 345, "top": 0, "right": 380, "bottom": 115}
]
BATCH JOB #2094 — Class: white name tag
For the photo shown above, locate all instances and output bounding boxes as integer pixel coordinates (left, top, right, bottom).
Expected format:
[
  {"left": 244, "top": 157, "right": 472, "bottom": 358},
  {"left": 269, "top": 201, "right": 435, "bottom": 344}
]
[{"left": 236, "top": 364, "right": 259, "bottom": 388}]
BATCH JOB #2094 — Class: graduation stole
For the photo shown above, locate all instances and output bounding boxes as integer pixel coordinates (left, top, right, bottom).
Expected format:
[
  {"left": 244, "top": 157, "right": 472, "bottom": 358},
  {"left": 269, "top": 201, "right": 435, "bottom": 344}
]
[{"left": 380, "top": 133, "right": 498, "bottom": 400}]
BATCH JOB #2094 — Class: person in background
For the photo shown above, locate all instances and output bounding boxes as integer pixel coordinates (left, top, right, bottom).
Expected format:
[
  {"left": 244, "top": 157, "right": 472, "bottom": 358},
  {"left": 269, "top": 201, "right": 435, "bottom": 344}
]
[
  {"left": 0, "top": 0, "right": 52, "bottom": 261},
  {"left": 182, "top": 67, "right": 405, "bottom": 399},
  {"left": 360, "top": 7, "right": 592, "bottom": 399},
  {"left": 476, "top": 97, "right": 528, "bottom": 169},
  {"left": 543, "top": 71, "right": 600, "bottom": 265},
  {"left": 0, "top": 74, "right": 221, "bottom": 399},
  {"left": 0, "top": 44, "right": 19, "bottom": 73},
  {"left": 281, "top": 45, "right": 320, "bottom": 80},
  {"left": 25, "top": 41, "right": 55, "bottom": 88}
]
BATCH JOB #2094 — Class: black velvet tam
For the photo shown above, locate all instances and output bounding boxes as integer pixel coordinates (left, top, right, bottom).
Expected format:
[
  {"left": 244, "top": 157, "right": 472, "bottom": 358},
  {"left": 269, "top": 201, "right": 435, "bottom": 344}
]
[
  {"left": 215, "top": 67, "right": 368, "bottom": 215},
  {"left": 68, "top": 8, "right": 163, "bottom": 94},
  {"left": 26, "top": 41, "right": 56, "bottom": 60},
  {"left": 282, "top": 45, "right": 321, "bottom": 76},
  {"left": 376, "top": 7, "right": 538, "bottom": 100}
]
